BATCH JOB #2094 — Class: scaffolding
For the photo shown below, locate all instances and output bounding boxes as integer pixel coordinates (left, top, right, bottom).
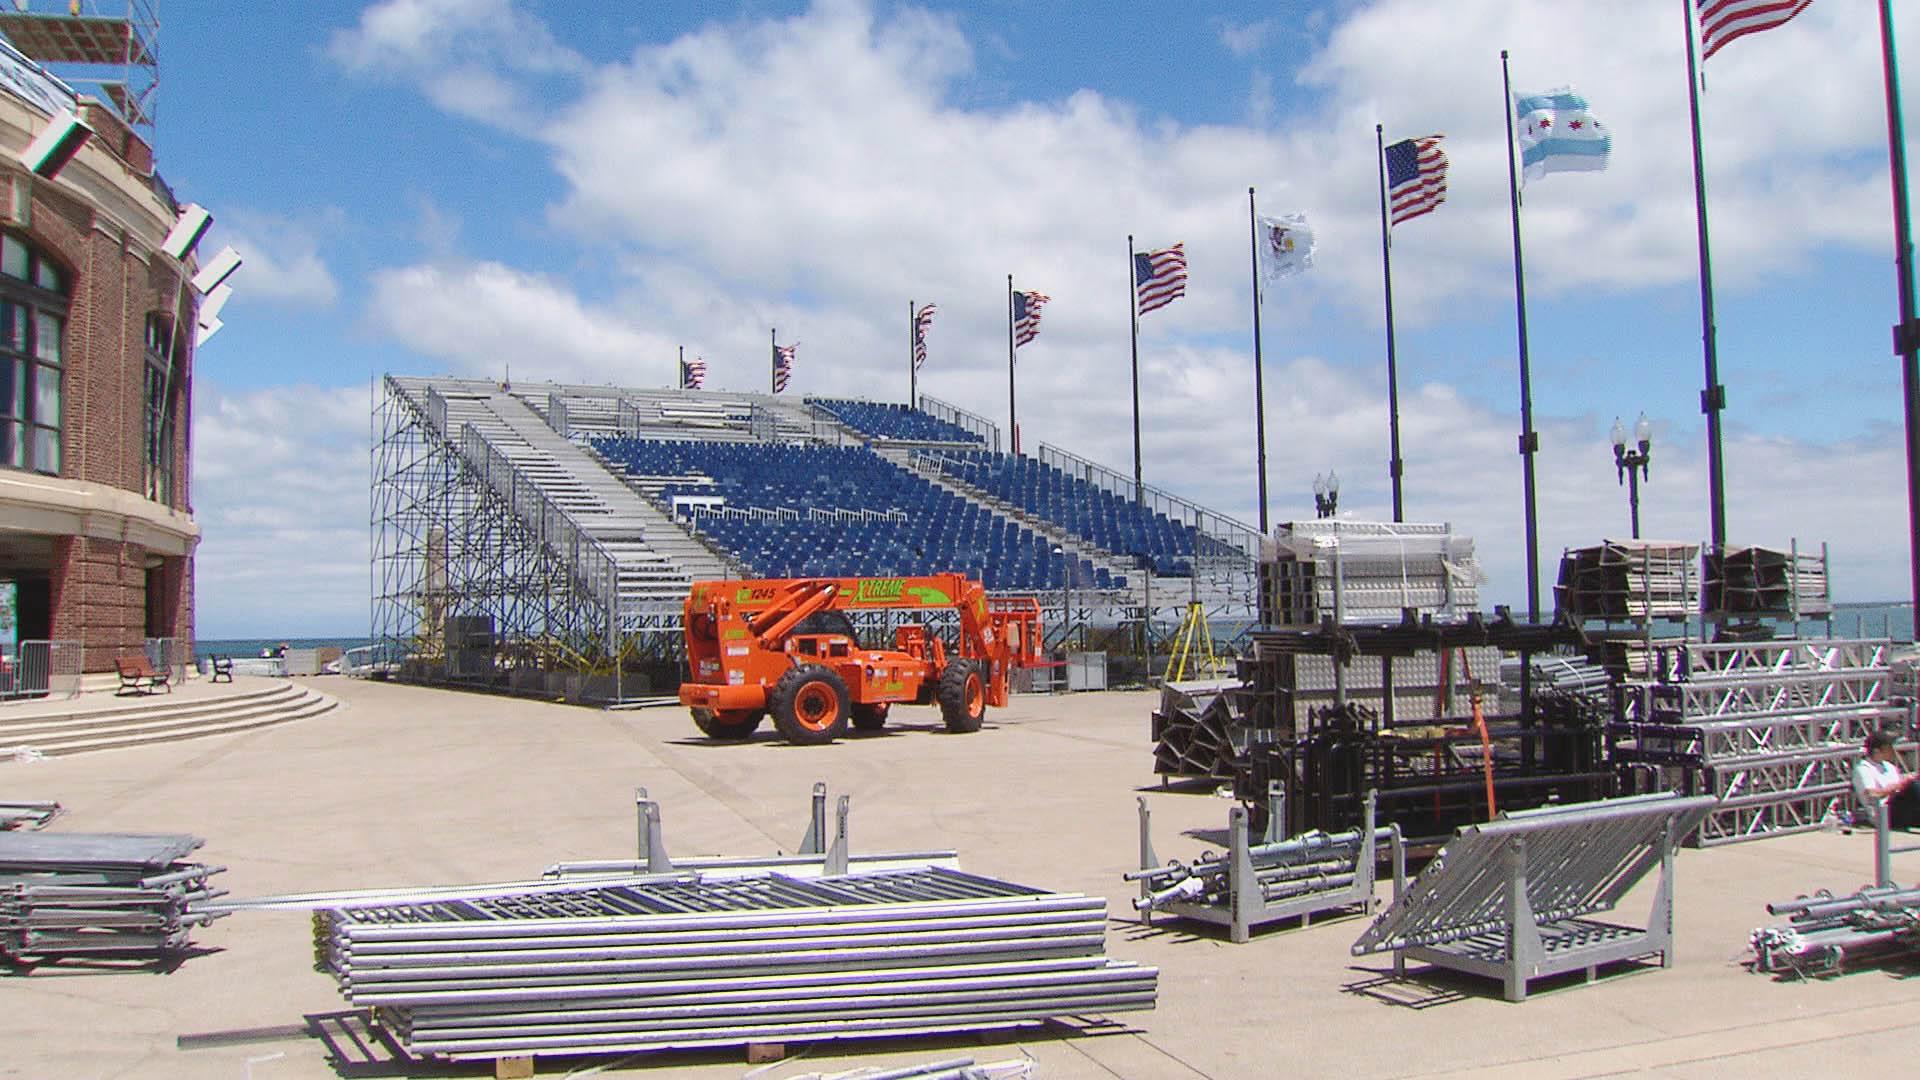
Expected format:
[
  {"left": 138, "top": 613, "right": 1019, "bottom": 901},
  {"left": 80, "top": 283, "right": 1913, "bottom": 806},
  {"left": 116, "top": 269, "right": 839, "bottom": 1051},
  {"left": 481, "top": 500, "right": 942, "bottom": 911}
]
[
  {"left": 0, "top": 1, "right": 158, "bottom": 140},
  {"left": 370, "top": 377, "right": 683, "bottom": 703}
]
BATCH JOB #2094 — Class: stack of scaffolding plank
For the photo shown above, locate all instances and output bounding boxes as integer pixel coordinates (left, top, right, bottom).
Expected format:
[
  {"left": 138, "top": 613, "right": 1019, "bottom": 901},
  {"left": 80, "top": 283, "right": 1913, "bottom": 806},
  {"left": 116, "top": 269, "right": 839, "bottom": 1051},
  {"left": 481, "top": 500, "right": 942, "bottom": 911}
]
[
  {"left": 1252, "top": 646, "right": 1501, "bottom": 732},
  {"left": 1613, "top": 638, "right": 1898, "bottom": 845},
  {"left": 1262, "top": 521, "right": 1479, "bottom": 626},
  {"left": 1152, "top": 679, "right": 1245, "bottom": 780},
  {"left": 1555, "top": 540, "right": 1699, "bottom": 621},
  {"left": 1703, "top": 545, "right": 1832, "bottom": 619},
  {"left": 314, "top": 867, "right": 1155, "bottom": 1062},
  {"left": 0, "top": 831, "right": 226, "bottom": 962}
]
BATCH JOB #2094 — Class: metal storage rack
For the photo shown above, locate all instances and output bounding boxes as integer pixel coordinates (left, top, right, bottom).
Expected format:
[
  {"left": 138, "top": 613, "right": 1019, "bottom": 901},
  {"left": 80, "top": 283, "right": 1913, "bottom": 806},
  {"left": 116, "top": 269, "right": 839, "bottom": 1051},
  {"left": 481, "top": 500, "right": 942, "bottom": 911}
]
[
  {"left": 1130, "top": 790, "right": 1404, "bottom": 943},
  {"left": 1352, "top": 793, "right": 1716, "bottom": 1001}
]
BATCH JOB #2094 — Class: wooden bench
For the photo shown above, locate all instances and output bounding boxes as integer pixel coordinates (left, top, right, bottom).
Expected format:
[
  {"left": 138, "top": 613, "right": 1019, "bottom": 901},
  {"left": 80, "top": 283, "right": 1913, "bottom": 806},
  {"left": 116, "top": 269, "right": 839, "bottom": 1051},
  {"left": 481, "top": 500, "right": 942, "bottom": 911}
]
[
  {"left": 116, "top": 655, "right": 171, "bottom": 695},
  {"left": 208, "top": 655, "right": 234, "bottom": 683}
]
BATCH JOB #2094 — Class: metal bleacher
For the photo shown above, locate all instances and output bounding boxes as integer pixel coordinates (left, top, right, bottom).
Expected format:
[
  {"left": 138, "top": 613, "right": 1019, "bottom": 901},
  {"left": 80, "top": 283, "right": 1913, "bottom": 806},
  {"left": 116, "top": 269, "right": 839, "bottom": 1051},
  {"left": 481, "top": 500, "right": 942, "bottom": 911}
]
[{"left": 384, "top": 379, "right": 1260, "bottom": 656}]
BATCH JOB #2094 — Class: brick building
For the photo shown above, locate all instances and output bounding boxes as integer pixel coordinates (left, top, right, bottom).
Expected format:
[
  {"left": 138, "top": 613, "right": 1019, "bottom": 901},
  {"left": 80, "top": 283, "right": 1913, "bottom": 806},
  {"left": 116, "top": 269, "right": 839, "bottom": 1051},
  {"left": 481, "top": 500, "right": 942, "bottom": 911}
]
[{"left": 0, "top": 30, "right": 199, "bottom": 673}]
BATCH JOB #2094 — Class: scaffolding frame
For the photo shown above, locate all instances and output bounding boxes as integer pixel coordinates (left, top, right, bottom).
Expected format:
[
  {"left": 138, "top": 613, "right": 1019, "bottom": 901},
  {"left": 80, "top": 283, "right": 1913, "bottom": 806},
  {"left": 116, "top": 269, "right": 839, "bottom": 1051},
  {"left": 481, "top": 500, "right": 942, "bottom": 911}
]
[{"left": 371, "top": 378, "right": 683, "bottom": 699}]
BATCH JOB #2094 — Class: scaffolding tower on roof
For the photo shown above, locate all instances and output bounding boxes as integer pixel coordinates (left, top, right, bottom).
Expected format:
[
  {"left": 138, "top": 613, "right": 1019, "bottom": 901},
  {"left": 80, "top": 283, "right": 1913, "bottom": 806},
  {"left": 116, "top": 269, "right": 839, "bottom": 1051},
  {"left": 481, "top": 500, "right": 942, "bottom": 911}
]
[{"left": 0, "top": 0, "right": 157, "bottom": 140}]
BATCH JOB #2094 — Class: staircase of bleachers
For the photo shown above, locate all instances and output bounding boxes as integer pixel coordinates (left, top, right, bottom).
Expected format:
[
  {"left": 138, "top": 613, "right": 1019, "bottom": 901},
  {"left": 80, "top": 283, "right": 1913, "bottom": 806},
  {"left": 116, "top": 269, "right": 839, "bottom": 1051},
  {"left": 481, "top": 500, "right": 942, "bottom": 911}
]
[
  {"left": 913, "top": 449, "right": 1199, "bottom": 576},
  {"left": 591, "top": 437, "right": 1117, "bottom": 592},
  {"left": 891, "top": 448, "right": 1145, "bottom": 590},
  {"left": 807, "top": 398, "right": 984, "bottom": 445},
  {"left": 395, "top": 379, "right": 727, "bottom": 617}
]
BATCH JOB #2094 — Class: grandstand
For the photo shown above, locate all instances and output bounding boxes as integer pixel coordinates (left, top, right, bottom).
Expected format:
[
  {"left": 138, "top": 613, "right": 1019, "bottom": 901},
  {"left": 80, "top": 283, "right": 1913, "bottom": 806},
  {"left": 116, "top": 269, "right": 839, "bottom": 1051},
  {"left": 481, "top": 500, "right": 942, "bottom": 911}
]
[{"left": 372, "top": 376, "right": 1259, "bottom": 700}]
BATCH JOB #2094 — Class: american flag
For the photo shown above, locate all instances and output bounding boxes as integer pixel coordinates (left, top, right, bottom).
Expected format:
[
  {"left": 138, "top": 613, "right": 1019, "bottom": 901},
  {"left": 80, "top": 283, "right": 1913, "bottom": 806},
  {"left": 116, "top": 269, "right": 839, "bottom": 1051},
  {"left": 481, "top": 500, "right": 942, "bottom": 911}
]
[
  {"left": 1133, "top": 243, "right": 1187, "bottom": 317},
  {"left": 681, "top": 356, "right": 706, "bottom": 390},
  {"left": 913, "top": 303, "right": 937, "bottom": 370},
  {"left": 1385, "top": 135, "right": 1448, "bottom": 226},
  {"left": 1013, "top": 290, "right": 1049, "bottom": 347},
  {"left": 772, "top": 343, "right": 795, "bottom": 393},
  {"left": 1698, "top": 0, "right": 1812, "bottom": 60}
]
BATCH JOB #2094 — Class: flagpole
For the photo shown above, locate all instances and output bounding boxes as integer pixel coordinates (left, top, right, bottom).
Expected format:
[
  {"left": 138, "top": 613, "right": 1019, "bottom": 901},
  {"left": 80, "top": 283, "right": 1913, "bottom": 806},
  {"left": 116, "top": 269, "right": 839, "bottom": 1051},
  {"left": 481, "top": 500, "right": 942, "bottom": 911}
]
[
  {"left": 1128, "top": 235, "right": 1144, "bottom": 505},
  {"left": 908, "top": 300, "right": 916, "bottom": 407},
  {"left": 678, "top": 344, "right": 684, "bottom": 390},
  {"left": 1682, "top": 0, "right": 1729, "bottom": 560},
  {"left": 770, "top": 328, "right": 777, "bottom": 394},
  {"left": 1248, "top": 187, "right": 1269, "bottom": 535},
  {"left": 1007, "top": 275, "right": 1018, "bottom": 456},
  {"left": 1878, "top": 0, "right": 1920, "bottom": 639},
  {"left": 1376, "top": 125, "right": 1406, "bottom": 523},
  {"left": 1501, "top": 50, "right": 1541, "bottom": 623}
]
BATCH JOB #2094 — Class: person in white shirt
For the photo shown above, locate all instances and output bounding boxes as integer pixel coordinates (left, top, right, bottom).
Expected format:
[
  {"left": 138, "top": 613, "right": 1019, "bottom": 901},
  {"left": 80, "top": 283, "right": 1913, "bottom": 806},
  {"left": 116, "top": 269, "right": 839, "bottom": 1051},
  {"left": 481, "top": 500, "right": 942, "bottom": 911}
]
[{"left": 1853, "top": 729, "right": 1918, "bottom": 829}]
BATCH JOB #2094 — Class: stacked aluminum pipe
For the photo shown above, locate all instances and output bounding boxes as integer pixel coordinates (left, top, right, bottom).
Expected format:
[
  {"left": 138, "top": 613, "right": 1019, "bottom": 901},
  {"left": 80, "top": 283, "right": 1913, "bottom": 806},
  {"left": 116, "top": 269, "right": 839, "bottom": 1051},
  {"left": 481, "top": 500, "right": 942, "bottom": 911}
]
[
  {"left": 1750, "top": 886, "right": 1920, "bottom": 975},
  {"left": 314, "top": 866, "right": 1155, "bottom": 1061},
  {"left": 0, "top": 831, "right": 226, "bottom": 962}
]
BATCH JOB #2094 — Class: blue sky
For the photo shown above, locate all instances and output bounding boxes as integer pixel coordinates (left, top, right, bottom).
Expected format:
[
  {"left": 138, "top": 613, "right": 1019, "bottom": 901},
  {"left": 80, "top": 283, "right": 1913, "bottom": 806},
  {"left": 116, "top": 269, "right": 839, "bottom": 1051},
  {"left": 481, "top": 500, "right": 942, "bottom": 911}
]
[{"left": 124, "top": 0, "right": 1920, "bottom": 635}]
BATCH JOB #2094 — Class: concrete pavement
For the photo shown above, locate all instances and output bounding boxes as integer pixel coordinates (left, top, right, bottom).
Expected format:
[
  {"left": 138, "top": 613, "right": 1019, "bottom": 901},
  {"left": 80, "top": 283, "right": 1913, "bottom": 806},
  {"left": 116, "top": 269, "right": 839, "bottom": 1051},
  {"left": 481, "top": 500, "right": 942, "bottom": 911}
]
[{"left": 0, "top": 676, "right": 1913, "bottom": 1079}]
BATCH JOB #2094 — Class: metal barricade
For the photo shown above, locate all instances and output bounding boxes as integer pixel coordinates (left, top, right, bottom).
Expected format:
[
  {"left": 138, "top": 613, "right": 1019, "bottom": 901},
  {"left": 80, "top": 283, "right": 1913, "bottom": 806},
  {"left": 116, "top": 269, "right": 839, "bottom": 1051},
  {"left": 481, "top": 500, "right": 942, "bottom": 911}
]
[
  {"left": 0, "top": 640, "right": 83, "bottom": 701},
  {"left": 145, "top": 636, "right": 188, "bottom": 685}
]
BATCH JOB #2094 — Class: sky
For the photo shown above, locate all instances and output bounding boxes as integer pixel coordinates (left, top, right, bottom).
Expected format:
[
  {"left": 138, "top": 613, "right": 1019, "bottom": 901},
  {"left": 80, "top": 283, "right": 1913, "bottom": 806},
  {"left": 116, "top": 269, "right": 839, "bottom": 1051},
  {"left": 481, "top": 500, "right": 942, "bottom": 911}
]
[{"left": 126, "top": 0, "right": 1920, "bottom": 637}]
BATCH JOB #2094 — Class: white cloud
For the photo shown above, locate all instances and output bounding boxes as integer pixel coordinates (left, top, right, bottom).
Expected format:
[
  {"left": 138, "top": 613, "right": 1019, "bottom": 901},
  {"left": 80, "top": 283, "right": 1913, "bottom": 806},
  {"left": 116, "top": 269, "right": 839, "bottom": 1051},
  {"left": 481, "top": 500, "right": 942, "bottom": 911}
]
[
  {"left": 215, "top": 214, "right": 341, "bottom": 309},
  {"left": 329, "top": 0, "right": 585, "bottom": 129},
  {"left": 305, "top": 0, "right": 1920, "bottom": 605},
  {"left": 366, "top": 261, "right": 678, "bottom": 383},
  {"left": 1217, "top": 17, "right": 1279, "bottom": 58},
  {"left": 190, "top": 383, "right": 370, "bottom": 636}
]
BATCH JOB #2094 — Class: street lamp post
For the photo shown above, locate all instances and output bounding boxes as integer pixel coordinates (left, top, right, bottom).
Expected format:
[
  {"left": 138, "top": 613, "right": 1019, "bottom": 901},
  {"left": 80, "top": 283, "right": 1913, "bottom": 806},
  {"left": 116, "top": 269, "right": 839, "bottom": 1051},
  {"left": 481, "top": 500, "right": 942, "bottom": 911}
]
[
  {"left": 1611, "top": 413, "right": 1652, "bottom": 540},
  {"left": 1313, "top": 470, "right": 1340, "bottom": 520}
]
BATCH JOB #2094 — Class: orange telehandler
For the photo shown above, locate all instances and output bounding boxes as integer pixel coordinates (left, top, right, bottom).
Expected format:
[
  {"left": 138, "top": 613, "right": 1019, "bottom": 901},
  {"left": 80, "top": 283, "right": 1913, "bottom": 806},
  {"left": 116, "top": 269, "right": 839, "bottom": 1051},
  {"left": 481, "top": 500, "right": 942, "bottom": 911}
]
[{"left": 679, "top": 574, "right": 1045, "bottom": 745}]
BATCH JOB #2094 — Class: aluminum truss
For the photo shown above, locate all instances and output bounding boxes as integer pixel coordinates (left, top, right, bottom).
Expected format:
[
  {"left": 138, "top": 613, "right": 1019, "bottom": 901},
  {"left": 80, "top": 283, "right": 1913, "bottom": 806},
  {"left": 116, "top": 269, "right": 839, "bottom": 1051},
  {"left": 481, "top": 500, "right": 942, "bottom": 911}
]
[{"left": 1613, "top": 637, "right": 1899, "bottom": 846}]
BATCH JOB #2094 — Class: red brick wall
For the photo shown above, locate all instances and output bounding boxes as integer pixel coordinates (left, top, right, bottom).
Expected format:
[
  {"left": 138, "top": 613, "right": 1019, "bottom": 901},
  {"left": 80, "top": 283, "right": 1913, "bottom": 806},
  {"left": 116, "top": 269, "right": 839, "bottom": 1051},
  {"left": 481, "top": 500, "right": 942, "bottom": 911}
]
[{"left": 12, "top": 168, "right": 198, "bottom": 670}]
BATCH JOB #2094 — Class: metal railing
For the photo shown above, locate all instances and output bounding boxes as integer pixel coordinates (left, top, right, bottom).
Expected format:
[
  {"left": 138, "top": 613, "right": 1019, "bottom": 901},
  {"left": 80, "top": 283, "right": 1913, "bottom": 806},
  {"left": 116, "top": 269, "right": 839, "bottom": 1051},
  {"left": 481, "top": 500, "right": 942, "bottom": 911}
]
[
  {"left": 458, "top": 424, "right": 623, "bottom": 636},
  {"left": 918, "top": 395, "right": 1001, "bottom": 451},
  {"left": 1035, "top": 443, "right": 1262, "bottom": 559},
  {"left": 0, "top": 640, "right": 82, "bottom": 701}
]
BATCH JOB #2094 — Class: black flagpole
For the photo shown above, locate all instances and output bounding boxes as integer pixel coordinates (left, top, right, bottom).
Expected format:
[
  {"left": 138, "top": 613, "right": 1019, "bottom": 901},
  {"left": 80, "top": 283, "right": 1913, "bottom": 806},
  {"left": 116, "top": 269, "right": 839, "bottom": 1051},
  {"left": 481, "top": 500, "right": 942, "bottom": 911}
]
[
  {"left": 678, "top": 344, "right": 684, "bottom": 390},
  {"left": 1129, "top": 235, "right": 1143, "bottom": 505},
  {"left": 1376, "top": 124, "right": 1406, "bottom": 523},
  {"left": 1248, "top": 187, "right": 1269, "bottom": 535},
  {"left": 1007, "top": 275, "right": 1018, "bottom": 456},
  {"left": 908, "top": 299, "right": 916, "bottom": 407},
  {"left": 1501, "top": 50, "right": 1541, "bottom": 623},
  {"left": 1879, "top": 0, "right": 1920, "bottom": 639},
  {"left": 1682, "top": 0, "right": 1729, "bottom": 559},
  {"left": 770, "top": 328, "right": 777, "bottom": 394}
]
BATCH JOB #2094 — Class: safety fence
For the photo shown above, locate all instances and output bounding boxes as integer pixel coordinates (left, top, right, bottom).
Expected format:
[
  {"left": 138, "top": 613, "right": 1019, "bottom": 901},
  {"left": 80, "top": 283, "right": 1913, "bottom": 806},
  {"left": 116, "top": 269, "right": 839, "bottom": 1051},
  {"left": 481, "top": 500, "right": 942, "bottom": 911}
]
[{"left": 0, "top": 640, "right": 82, "bottom": 701}]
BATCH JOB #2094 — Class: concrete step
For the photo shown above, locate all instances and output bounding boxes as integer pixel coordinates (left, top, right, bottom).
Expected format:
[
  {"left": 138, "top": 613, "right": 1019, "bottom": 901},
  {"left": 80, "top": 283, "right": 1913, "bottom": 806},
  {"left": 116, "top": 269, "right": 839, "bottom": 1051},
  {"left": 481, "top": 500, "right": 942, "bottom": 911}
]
[
  {"left": 0, "top": 686, "right": 338, "bottom": 757},
  {"left": 0, "top": 682, "right": 298, "bottom": 736}
]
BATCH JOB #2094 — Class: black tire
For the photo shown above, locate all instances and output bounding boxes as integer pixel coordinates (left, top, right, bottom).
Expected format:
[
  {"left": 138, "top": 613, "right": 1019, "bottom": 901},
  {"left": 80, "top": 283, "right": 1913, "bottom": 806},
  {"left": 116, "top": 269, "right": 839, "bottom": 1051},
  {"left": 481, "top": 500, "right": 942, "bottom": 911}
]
[
  {"left": 691, "top": 707, "right": 763, "bottom": 740},
  {"left": 937, "top": 660, "right": 987, "bottom": 734},
  {"left": 851, "top": 702, "right": 890, "bottom": 731},
  {"left": 770, "top": 665, "right": 851, "bottom": 745}
]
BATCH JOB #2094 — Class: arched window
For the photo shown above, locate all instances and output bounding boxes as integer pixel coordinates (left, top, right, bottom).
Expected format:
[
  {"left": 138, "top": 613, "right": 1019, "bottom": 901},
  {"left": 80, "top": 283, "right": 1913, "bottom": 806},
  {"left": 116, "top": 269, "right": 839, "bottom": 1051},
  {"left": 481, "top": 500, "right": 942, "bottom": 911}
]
[
  {"left": 144, "top": 313, "right": 181, "bottom": 504},
  {"left": 0, "top": 232, "right": 69, "bottom": 476}
]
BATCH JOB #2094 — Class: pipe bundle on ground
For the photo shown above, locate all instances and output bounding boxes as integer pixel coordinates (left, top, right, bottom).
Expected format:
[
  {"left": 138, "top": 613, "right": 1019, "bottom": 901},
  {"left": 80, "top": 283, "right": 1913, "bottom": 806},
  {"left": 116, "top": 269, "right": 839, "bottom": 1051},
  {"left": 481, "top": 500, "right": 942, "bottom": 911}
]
[
  {"left": 0, "top": 800, "right": 61, "bottom": 831},
  {"left": 1750, "top": 886, "right": 1920, "bottom": 975},
  {"left": 313, "top": 865, "right": 1155, "bottom": 1061},
  {"left": 1129, "top": 825, "right": 1381, "bottom": 914},
  {"left": 0, "top": 831, "right": 226, "bottom": 962}
]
